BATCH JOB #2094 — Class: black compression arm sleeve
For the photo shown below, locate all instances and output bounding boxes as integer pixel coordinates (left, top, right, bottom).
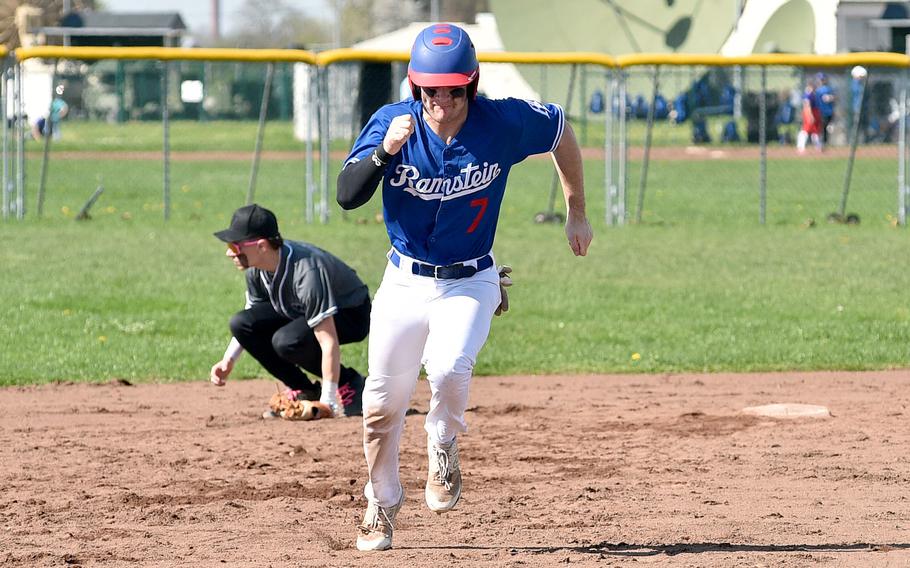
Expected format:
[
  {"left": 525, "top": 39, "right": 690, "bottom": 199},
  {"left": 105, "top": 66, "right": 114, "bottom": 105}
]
[{"left": 336, "top": 145, "right": 393, "bottom": 210}]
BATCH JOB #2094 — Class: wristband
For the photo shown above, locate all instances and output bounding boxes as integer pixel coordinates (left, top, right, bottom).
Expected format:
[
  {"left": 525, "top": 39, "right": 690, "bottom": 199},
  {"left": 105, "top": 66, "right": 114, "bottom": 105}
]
[
  {"left": 371, "top": 145, "right": 392, "bottom": 167},
  {"left": 224, "top": 337, "right": 244, "bottom": 362}
]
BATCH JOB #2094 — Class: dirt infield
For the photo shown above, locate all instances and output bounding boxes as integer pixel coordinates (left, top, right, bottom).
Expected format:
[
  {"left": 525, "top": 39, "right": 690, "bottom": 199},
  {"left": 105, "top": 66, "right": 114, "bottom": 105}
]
[{"left": 2, "top": 371, "right": 910, "bottom": 567}]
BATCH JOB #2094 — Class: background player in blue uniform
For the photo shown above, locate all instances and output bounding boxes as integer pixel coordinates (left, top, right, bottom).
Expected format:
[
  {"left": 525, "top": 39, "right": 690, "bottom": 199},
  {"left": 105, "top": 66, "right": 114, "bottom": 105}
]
[
  {"left": 337, "top": 23, "right": 593, "bottom": 551},
  {"left": 814, "top": 72, "right": 836, "bottom": 145}
]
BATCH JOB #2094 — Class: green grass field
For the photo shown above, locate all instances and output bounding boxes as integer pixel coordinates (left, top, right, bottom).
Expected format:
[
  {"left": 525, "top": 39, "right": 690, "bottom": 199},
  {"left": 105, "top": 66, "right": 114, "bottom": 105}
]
[
  {"left": 29, "top": 120, "right": 309, "bottom": 153},
  {"left": 23, "top": 114, "right": 794, "bottom": 152},
  {"left": 0, "top": 121, "right": 907, "bottom": 385},
  {"left": 28, "top": 114, "right": 887, "bottom": 154}
]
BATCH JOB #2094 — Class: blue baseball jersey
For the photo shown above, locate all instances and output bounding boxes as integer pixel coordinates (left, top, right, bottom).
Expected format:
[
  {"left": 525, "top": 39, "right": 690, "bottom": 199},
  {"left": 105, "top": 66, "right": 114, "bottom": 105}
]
[
  {"left": 815, "top": 84, "right": 834, "bottom": 118},
  {"left": 343, "top": 97, "right": 565, "bottom": 265},
  {"left": 803, "top": 89, "right": 819, "bottom": 110}
]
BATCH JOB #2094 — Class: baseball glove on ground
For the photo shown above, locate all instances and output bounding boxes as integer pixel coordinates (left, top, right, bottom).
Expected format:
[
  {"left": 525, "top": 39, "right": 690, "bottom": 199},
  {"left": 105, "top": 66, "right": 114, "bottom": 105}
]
[{"left": 268, "top": 392, "right": 334, "bottom": 420}]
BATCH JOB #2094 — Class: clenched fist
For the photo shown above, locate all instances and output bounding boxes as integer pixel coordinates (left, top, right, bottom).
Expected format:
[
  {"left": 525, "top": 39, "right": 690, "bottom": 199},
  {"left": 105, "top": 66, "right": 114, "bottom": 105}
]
[{"left": 383, "top": 114, "right": 415, "bottom": 155}]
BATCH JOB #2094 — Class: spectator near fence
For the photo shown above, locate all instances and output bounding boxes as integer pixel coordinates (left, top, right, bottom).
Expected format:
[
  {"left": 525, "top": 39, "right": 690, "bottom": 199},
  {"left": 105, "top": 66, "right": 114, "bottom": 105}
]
[
  {"left": 589, "top": 90, "right": 605, "bottom": 114},
  {"left": 31, "top": 85, "right": 68, "bottom": 141},
  {"left": 774, "top": 89, "right": 796, "bottom": 145},
  {"left": 797, "top": 79, "right": 823, "bottom": 153},
  {"left": 815, "top": 73, "right": 836, "bottom": 144}
]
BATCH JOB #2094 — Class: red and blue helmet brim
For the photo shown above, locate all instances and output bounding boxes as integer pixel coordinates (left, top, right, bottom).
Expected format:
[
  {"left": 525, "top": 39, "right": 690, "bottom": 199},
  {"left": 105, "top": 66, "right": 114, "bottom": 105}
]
[
  {"left": 407, "top": 67, "right": 478, "bottom": 87},
  {"left": 407, "top": 24, "right": 478, "bottom": 87}
]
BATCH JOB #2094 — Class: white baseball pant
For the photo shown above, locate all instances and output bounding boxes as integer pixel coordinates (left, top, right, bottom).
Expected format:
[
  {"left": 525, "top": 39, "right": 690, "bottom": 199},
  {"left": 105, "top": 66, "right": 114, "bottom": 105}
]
[{"left": 362, "top": 252, "right": 500, "bottom": 508}]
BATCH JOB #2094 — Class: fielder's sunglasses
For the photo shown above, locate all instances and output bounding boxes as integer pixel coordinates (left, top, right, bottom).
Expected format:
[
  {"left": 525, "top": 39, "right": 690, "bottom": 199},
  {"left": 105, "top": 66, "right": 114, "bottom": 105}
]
[
  {"left": 422, "top": 86, "right": 467, "bottom": 98},
  {"left": 227, "top": 238, "right": 262, "bottom": 254}
]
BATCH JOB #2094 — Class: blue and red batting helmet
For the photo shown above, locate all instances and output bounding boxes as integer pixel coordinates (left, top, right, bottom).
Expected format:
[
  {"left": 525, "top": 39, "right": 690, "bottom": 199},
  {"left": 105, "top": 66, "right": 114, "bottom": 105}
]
[{"left": 408, "top": 23, "right": 479, "bottom": 99}]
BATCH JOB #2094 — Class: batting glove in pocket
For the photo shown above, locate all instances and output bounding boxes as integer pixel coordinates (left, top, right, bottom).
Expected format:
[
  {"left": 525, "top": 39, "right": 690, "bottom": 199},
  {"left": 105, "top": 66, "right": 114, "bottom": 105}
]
[{"left": 495, "top": 265, "right": 513, "bottom": 316}]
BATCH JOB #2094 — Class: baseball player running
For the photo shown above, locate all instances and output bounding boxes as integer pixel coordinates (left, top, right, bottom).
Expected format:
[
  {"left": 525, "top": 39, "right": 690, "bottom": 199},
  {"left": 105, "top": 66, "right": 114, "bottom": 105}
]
[
  {"left": 211, "top": 204, "right": 369, "bottom": 419},
  {"left": 337, "top": 24, "right": 593, "bottom": 551}
]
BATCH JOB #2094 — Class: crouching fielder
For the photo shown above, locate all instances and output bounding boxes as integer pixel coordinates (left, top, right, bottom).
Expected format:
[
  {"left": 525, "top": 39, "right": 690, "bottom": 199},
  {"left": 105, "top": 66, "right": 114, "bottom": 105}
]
[{"left": 336, "top": 23, "right": 593, "bottom": 551}]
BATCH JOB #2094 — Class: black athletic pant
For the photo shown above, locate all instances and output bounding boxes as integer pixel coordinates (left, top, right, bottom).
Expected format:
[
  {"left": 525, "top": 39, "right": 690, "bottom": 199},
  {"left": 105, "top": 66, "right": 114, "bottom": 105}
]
[{"left": 229, "top": 300, "right": 371, "bottom": 400}]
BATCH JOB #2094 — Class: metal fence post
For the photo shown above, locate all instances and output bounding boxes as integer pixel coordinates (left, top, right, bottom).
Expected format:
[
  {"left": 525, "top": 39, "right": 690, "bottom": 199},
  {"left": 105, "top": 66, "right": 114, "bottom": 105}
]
[
  {"left": 347, "top": 62, "right": 361, "bottom": 145},
  {"left": 899, "top": 69, "right": 907, "bottom": 226},
  {"left": 840, "top": 70, "right": 868, "bottom": 219},
  {"left": 759, "top": 65, "right": 767, "bottom": 225},
  {"left": 605, "top": 67, "right": 615, "bottom": 226},
  {"left": 247, "top": 61, "right": 274, "bottom": 205},
  {"left": 319, "top": 64, "right": 330, "bottom": 224},
  {"left": 115, "top": 60, "right": 126, "bottom": 123},
  {"left": 543, "top": 64, "right": 577, "bottom": 221},
  {"left": 37, "top": 59, "right": 59, "bottom": 218},
  {"left": 1, "top": 55, "right": 9, "bottom": 221},
  {"left": 580, "top": 65, "right": 588, "bottom": 146},
  {"left": 905, "top": 69, "right": 910, "bottom": 225},
  {"left": 161, "top": 59, "right": 171, "bottom": 221},
  {"left": 305, "top": 64, "right": 315, "bottom": 224},
  {"left": 733, "top": 64, "right": 743, "bottom": 120},
  {"left": 15, "top": 59, "right": 24, "bottom": 220},
  {"left": 618, "top": 68, "right": 628, "bottom": 225},
  {"left": 635, "top": 64, "right": 659, "bottom": 224},
  {"left": 540, "top": 65, "right": 547, "bottom": 105}
]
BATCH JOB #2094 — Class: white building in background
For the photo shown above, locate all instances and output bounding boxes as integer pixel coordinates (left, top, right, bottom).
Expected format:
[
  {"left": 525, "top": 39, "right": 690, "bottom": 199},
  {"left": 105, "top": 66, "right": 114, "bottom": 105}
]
[
  {"left": 722, "top": 0, "right": 910, "bottom": 56},
  {"left": 836, "top": 1, "right": 910, "bottom": 53},
  {"left": 293, "top": 13, "right": 538, "bottom": 142},
  {"left": 7, "top": 6, "right": 54, "bottom": 121}
]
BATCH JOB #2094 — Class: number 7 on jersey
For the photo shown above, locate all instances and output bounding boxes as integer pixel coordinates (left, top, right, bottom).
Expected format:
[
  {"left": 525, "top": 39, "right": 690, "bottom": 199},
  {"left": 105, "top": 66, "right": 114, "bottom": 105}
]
[{"left": 466, "top": 197, "right": 488, "bottom": 234}]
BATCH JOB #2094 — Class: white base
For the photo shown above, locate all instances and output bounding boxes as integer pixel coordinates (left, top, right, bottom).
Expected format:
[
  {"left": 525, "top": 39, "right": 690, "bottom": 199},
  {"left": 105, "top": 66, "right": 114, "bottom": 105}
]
[{"left": 742, "top": 403, "right": 831, "bottom": 418}]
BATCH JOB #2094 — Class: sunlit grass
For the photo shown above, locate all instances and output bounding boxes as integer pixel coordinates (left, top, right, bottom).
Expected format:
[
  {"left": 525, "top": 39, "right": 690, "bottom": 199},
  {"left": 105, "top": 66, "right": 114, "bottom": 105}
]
[{"left": 1, "top": 127, "right": 908, "bottom": 383}]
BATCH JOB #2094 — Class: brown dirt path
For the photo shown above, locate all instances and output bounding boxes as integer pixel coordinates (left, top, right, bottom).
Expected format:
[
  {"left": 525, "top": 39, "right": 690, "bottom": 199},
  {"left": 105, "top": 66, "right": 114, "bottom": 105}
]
[{"left": 2, "top": 371, "right": 909, "bottom": 567}]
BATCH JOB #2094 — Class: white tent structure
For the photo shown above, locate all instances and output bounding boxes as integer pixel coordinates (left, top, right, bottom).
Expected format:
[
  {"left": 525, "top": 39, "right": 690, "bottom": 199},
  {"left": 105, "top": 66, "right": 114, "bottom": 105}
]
[
  {"left": 721, "top": 0, "right": 910, "bottom": 56},
  {"left": 722, "top": 0, "right": 839, "bottom": 55},
  {"left": 353, "top": 13, "right": 539, "bottom": 101},
  {"left": 293, "top": 13, "right": 538, "bottom": 142}
]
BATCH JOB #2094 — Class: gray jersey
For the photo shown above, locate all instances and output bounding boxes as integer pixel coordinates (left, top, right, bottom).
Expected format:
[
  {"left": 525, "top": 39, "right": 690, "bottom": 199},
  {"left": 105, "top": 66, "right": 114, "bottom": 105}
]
[{"left": 245, "top": 241, "right": 369, "bottom": 327}]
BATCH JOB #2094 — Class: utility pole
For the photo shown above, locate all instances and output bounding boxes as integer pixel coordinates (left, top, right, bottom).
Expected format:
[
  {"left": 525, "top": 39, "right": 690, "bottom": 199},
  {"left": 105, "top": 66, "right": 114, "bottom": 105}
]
[
  {"left": 63, "top": 0, "right": 71, "bottom": 46},
  {"left": 732, "top": 0, "right": 744, "bottom": 119},
  {"left": 211, "top": 0, "right": 220, "bottom": 41},
  {"left": 334, "top": 0, "right": 342, "bottom": 48}
]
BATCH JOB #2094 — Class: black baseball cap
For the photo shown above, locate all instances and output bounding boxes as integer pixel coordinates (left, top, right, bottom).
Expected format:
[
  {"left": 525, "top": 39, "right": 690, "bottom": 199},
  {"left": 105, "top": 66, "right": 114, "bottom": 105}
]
[{"left": 214, "top": 204, "right": 281, "bottom": 242}]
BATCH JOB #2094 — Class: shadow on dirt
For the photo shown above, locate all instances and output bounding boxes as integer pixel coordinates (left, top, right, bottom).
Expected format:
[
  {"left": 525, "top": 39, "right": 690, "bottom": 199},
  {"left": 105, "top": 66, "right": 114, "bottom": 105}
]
[{"left": 405, "top": 542, "right": 910, "bottom": 556}]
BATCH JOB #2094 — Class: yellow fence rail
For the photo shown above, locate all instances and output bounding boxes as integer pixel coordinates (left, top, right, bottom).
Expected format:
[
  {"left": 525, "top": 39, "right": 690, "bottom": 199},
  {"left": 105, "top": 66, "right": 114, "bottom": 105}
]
[
  {"left": 10, "top": 46, "right": 909, "bottom": 70},
  {"left": 615, "top": 52, "right": 910, "bottom": 68},
  {"left": 15, "top": 46, "right": 316, "bottom": 64}
]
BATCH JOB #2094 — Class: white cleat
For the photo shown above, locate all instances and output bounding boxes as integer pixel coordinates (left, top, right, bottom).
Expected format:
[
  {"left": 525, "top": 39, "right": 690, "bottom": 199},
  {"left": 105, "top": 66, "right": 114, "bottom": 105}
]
[
  {"left": 356, "top": 489, "right": 404, "bottom": 551},
  {"left": 425, "top": 436, "right": 462, "bottom": 513}
]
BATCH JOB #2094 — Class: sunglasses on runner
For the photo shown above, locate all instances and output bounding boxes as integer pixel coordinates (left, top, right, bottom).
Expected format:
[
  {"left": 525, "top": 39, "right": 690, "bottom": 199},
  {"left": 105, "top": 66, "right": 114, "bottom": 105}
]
[
  {"left": 421, "top": 86, "right": 467, "bottom": 99},
  {"left": 227, "top": 238, "right": 262, "bottom": 254}
]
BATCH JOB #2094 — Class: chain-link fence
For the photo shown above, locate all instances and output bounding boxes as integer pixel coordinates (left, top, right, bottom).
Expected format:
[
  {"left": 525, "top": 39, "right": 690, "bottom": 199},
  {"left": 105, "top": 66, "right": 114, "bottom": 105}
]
[
  {"left": 615, "top": 57, "right": 907, "bottom": 228},
  {"left": 1, "top": 47, "right": 324, "bottom": 224},
  {"left": 1, "top": 47, "right": 909, "bottom": 229}
]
